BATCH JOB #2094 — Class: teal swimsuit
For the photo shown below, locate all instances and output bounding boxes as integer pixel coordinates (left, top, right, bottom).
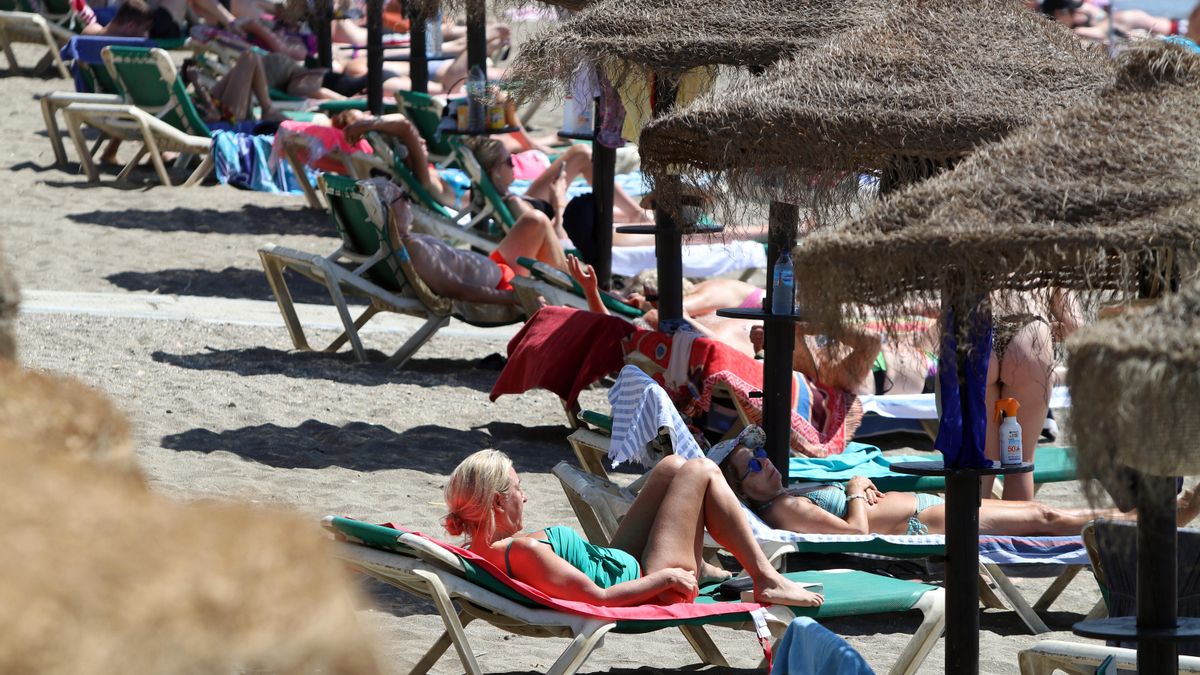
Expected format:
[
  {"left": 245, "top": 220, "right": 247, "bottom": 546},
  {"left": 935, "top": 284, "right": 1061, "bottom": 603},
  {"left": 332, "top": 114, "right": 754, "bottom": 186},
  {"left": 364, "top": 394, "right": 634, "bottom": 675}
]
[
  {"left": 505, "top": 526, "right": 641, "bottom": 588},
  {"left": 758, "top": 485, "right": 943, "bottom": 536}
]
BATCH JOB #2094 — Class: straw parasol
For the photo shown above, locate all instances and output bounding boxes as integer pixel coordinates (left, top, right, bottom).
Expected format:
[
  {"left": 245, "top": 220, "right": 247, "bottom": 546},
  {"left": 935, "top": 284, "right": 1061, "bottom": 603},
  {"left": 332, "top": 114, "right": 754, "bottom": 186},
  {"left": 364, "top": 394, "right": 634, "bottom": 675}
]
[
  {"left": 507, "top": 0, "right": 888, "bottom": 100},
  {"left": 638, "top": 0, "right": 1112, "bottom": 217},
  {"left": 1068, "top": 279, "right": 1200, "bottom": 479},
  {"left": 787, "top": 39, "right": 1200, "bottom": 331}
]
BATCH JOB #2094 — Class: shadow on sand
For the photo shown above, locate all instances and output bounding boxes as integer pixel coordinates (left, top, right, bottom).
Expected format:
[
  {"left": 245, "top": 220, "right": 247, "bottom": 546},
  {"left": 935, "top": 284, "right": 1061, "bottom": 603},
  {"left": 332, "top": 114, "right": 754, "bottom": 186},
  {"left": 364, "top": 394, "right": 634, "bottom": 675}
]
[
  {"left": 67, "top": 203, "right": 332, "bottom": 236},
  {"left": 152, "top": 346, "right": 505, "bottom": 392},
  {"left": 160, "top": 420, "right": 568, "bottom": 473},
  {"left": 107, "top": 267, "right": 329, "bottom": 303}
]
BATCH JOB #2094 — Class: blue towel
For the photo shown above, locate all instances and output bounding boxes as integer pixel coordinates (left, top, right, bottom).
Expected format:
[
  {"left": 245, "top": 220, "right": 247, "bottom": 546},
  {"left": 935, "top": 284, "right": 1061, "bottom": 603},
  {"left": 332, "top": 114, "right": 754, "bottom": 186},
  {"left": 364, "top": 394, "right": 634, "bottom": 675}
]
[
  {"left": 770, "top": 617, "right": 874, "bottom": 675},
  {"left": 787, "top": 444, "right": 932, "bottom": 481},
  {"left": 60, "top": 35, "right": 155, "bottom": 93},
  {"left": 212, "top": 131, "right": 309, "bottom": 195},
  {"left": 607, "top": 365, "right": 702, "bottom": 468}
]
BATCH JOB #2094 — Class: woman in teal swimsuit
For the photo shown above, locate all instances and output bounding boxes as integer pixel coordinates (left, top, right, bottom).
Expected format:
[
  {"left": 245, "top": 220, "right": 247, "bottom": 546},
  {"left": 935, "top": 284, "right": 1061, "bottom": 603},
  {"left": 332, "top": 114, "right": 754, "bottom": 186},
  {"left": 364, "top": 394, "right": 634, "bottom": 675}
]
[
  {"left": 443, "top": 449, "right": 824, "bottom": 608},
  {"left": 712, "top": 426, "right": 1198, "bottom": 537}
]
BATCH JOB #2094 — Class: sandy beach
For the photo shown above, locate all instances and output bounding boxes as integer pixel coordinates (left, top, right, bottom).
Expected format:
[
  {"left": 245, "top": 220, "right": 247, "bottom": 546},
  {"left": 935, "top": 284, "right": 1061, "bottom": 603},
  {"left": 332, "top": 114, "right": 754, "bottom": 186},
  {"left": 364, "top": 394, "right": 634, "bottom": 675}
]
[{"left": 0, "top": 39, "right": 1128, "bottom": 674}]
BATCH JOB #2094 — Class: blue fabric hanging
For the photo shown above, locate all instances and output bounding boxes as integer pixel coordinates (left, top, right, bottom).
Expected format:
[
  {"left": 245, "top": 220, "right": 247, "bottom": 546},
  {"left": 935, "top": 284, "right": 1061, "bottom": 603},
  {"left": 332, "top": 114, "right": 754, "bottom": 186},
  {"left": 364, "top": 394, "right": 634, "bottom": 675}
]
[
  {"left": 934, "top": 302, "right": 993, "bottom": 468},
  {"left": 211, "top": 131, "right": 311, "bottom": 195}
]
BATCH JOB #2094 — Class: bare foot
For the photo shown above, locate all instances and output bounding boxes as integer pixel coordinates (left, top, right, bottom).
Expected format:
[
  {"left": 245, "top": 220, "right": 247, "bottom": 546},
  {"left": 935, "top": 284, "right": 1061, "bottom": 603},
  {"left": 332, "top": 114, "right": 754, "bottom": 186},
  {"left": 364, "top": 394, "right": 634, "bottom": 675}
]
[
  {"left": 754, "top": 573, "right": 824, "bottom": 608},
  {"left": 699, "top": 561, "right": 732, "bottom": 583},
  {"left": 1178, "top": 484, "right": 1200, "bottom": 526},
  {"left": 98, "top": 153, "right": 120, "bottom": 166}
]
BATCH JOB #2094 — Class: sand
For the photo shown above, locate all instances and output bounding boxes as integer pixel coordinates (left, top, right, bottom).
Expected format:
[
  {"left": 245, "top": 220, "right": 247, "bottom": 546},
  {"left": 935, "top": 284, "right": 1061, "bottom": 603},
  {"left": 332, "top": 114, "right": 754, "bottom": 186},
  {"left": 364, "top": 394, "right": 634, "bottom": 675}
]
[{"left": 0, "top": 39, "right": 1123, "bottom": 674}]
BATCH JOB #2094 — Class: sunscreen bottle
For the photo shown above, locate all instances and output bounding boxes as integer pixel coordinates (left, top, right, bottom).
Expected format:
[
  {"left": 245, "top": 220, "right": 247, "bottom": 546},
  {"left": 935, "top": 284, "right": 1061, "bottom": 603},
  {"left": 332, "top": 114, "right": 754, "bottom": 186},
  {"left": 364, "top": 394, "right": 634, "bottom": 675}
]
[{"left": 995, "top": 398, "right": 1022, "bottom": 466}]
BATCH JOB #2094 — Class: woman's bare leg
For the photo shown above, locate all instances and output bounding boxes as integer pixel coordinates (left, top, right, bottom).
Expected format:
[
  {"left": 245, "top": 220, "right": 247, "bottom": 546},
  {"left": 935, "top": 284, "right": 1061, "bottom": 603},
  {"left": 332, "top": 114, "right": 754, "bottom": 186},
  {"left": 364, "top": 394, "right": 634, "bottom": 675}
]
[
  {"left": 211, "top": 51, "right": 271, "bottom": 121},
  {"left": 636, "top": 459, "right": 822, "bottom": 607},
  {"left": 996, "top": 321, "right": 1054, "bottom": 501},
  {"left": 496, "top": 211, "right": 566, "bottom": 271},
  {"left": 524, "top": 144, "right": 591, "bottom": 201}
]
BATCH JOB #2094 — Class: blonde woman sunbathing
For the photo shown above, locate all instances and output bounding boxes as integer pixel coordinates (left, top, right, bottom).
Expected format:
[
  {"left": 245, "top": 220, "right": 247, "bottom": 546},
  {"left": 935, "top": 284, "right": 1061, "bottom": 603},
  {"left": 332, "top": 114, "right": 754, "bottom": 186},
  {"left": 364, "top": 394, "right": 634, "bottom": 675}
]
[
  {"left": 444, "top": 449, "right": 823, "bottom": 607},
  {"left": 711, "top": 426, "right": 1200, "bottom": 537}
]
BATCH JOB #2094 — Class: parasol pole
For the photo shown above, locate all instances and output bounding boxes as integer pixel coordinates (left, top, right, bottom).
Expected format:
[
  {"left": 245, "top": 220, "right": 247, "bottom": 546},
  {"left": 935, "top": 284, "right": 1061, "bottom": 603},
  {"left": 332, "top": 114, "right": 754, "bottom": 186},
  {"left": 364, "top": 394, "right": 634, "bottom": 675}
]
[
  {"left": 408, "top": 0, "right": 429, "bottom": 94},
  {"left": 651, "top": 74, "right": 684, "bottom": 325},
  {"left": 591, "top": 96, "right": 615, "bottom": 290},
  {"left": 366, "top": 0, "right": 383, "bottom": 115},
  {"left": 761, "top": 201, "right": 799, "bottom": 479}
]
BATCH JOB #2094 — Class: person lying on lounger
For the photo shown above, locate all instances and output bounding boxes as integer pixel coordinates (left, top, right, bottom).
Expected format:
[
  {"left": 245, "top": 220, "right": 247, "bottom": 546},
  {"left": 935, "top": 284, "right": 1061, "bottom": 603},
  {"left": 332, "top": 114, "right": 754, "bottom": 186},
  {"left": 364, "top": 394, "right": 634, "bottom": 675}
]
[
  {"left": 382, "top": 188, "right": 567, "bottom": 305},
  {"left": 443, "top": 448, "right": 823, "bottom": 607},
  {"left": 711, "top": 426, "right": 1200, "bottom": 537}
]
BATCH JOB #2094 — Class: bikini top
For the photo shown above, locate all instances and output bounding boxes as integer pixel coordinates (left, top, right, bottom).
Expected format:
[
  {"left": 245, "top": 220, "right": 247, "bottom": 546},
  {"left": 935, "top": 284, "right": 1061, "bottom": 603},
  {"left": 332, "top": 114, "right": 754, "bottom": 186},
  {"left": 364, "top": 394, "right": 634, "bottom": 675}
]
[{"left": 754, "top": 484, "right": 849, "bottom": 519}]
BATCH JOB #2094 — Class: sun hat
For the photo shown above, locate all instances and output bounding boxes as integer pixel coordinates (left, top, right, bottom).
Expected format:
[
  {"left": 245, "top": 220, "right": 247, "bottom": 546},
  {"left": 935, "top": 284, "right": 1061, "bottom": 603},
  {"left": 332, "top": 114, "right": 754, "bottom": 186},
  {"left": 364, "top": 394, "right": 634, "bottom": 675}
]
[{"left": 706, "top": 425, "right": 766, "bottom": 466}]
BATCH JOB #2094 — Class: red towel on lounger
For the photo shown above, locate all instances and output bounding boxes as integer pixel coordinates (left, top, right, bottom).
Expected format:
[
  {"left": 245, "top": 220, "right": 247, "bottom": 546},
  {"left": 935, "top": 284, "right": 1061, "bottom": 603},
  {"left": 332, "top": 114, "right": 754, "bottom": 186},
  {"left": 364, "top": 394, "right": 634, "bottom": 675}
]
[
  {"left": 622, "top": 331, "right": 862, "bottom": 458},
  {"left": 490, "top": 307, "right": 636, "bottom": 406},
  {"left": 382, "top": 524, "right": 764, "bottom": 621}
]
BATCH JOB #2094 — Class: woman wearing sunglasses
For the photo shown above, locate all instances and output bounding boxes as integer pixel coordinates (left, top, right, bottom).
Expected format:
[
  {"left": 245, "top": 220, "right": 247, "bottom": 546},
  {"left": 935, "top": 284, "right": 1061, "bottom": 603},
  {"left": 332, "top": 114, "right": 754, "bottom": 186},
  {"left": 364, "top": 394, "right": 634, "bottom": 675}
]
[{"left": 711, "top": 426, "right": 1200, "bottom": 537}]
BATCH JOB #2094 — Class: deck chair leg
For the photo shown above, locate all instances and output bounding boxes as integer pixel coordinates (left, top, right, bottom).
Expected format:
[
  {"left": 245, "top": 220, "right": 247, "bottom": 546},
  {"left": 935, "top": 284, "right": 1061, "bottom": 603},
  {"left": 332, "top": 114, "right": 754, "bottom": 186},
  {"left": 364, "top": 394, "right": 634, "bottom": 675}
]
[
  {"left": 1033, "top": 564, "right": 1083, "bottom": 612},
  {"left": 257, "top": 252, "right": 313, "bottom": 352},
  {"left": 324, "top": 306, "right": 379, "bottom": 354},
  {"left": 384, "top": 314, "right": 449, "bottom": 370},
  {"left": 137, "top": 122, "right": 173, "bottom": 187},
  {"left": 981, "top": 563, "right": 1051, "bottom": 634},
  {"left": 322, "top": 271, "right": 371, "bottom": 361},
  {"left": 284, "top": 145, "right": 323, "bottom": 209},
  {"left": 410, "top": 610, "right": 477, "bottom": 674},
  {"left": 63, "top": 110, "right": 100, "bottom": 182},
  {"left": 411, "top": 569, "right": 484, "bottom": 675},
  {"left": 547, "top": 621, "right": 614, "bottom": 675},
  {"left": 182, "top": 153, "right": 214, "bottom": 187},
  {"left": 562, "top": 399, "right": 581, "bottom": 430},
  {"left": 977, "top": 567, "right": 1008, "bottom": 610},
  {"left": 0, "top": 29, "right": 17, "bottom": 72},
  {"left": 677, "top": 625, "right": 730, "bottom": 667},
  {"left": 39, "top": 98, "right": 68, "bottom": 166},
  {"left": 1083, "top": 597, "right": 1107, "bottom": 621},
  {"left": 889, "top": 587, "right": 946, "bottom": 675},
  {"left": 117, "top": 147, "right": 148, "bottom": 182}
]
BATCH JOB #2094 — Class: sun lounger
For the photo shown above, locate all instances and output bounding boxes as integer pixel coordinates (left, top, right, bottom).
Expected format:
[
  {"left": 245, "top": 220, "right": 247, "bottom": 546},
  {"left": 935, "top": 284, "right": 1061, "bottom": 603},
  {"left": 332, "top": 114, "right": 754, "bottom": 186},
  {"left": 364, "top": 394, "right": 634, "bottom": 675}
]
[
  {"left": 510, "top": 256, "right": 645, "bottom": 321},
  {"left": 62, "top": 46, "right": 215, "bottom": 187},
  {"left": 0, "top": 8, "right": 72, "bottom": 76},
  {"left": 1018, "top": 640, "right": 1200, "bottom": 674},
  {"left": 273, "top": 121, "right": 384, "bottom": 210},
  {"left": 258, "top": 174, "right": 522, "bottom": 368},
  {"left": 394, "top": 90, "right": 456, "bottom": 165},
  {"left": 324, "top": 516, "right": 944, "bottom": 675}
]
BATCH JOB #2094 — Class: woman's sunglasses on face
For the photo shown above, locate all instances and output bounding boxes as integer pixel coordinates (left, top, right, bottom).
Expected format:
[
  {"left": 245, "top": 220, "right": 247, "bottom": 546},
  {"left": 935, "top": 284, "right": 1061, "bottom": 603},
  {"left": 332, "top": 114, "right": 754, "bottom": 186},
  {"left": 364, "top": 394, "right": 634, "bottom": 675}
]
[
  {"left": 501, "top": 154, "right": 514, "bottom": 168},
  {"left": 740, "top": 449, "right": 770, "bottom": 482}
]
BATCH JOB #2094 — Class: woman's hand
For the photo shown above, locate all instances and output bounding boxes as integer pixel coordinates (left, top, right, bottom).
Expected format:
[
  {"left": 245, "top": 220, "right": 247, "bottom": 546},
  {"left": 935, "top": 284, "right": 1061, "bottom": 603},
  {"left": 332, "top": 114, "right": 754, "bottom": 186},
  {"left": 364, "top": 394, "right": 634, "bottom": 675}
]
[
  {"left": 546, "top": 164, "right": 568, "bottom": 213},
  {"left": 648, "top": 567, "right": 699, "bottom": 604},
  {"left": 567, "top": 255, "right": 597, "bottom": 294},
  {"left": 847, "top": 476, "right": 881, "bottom": 504}
]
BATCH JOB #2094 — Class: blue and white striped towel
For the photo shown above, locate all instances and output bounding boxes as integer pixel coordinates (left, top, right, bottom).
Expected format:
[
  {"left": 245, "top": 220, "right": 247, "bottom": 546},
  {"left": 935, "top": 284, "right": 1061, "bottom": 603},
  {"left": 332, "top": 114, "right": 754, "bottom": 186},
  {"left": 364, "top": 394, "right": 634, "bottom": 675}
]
[{"left": 607, "top": 365, "right": 702, "bottom": 468}]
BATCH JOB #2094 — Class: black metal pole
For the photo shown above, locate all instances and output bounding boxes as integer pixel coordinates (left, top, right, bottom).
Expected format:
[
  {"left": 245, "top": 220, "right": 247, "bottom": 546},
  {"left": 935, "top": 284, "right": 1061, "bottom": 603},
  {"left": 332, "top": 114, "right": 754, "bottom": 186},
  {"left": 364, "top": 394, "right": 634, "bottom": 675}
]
[
  {"left": 945, "top": 470, "right": 982, "bottom": 675},
  {"left": 651, "top": 75, "right": 683, "bottom": 324},
  {"left": 365, "top": 0, "right": 383, "bottom": 115},
  {"left": 1138, "top": 473, "right": 1179, "bottom": 674},
  {"left": 592, "top": 97, "right": 615, "bottom": 290},
  {"left": 408, "top": 3, "right": 429, "bottom": 94},
  {"left": 316, "top": 0, "right": 333, "bottom": 69},
  {"left": 762, "top": 201, "right": 799, "bottom": 479},
  {"left": 465, "top": 0, "right": 486, "bottom": 132}
]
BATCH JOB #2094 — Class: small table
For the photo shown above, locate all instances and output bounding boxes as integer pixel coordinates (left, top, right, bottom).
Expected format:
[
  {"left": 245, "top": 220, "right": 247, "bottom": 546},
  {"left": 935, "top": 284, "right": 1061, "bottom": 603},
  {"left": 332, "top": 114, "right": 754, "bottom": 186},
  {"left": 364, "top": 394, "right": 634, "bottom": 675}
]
[
  {"left": 557, "top": 130, "right": 595, "bottom": 141},
  {"left": 442, "top": 126, "right": 522, "bottom": 136},
  {"left": 715, "top": 307, "right": 807, "bottom": 322},
  {"left": 383, "top": 51, "right": 458, "bottom": 62}
]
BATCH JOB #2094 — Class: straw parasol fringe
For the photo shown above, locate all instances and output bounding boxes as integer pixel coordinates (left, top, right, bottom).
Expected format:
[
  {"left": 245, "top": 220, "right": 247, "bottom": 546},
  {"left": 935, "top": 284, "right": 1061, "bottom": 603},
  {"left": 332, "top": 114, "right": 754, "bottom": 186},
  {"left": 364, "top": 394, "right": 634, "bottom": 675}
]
[
  {"left": 505, "top": 0, "right": 887, "bottom": 103},
  {"left": 638, "top": 0, "right": 1111, "bottom": 223},
  {"left": 786, "top": 40, "right": 1200, "bottom": 338},
  {"left": 1068, "top": 277, "right": 1200, "bottom": 482}
]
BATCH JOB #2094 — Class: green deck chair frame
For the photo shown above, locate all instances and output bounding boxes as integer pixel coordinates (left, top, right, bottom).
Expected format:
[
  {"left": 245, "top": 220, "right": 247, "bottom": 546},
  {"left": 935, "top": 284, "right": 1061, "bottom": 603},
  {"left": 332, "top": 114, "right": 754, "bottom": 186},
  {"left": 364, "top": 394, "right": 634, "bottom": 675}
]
[
  {"left": 258, "top": 174, "right": 520, "bottom": 369},
  {"left": 450, "top": 136, "right": 516, "bottom": 235},
  {"left": 394, "top": 90, "right": 456, "bottom": 165},
  {"left": 325, "top": 516, "right": 944, "bottom": 675},
  {"left": 62, "top": 46, "right": 213, "bottom": 186}
]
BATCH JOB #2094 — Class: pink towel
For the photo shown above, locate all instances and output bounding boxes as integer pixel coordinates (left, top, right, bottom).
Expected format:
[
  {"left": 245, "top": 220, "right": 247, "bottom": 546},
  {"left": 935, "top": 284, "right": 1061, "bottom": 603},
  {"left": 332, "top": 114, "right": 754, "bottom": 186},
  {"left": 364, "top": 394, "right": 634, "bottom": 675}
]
[{"left": 273, "top": 121, "right": 373, "bottom": 174}]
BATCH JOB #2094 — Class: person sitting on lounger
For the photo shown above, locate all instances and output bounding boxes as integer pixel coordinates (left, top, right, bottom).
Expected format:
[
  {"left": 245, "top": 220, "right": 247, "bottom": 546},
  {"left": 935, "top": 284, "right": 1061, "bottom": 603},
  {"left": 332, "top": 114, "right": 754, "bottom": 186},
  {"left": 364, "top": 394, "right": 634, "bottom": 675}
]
[
  {"left": 383, "top": 188, "right": 567, "bottom": 305},
  {"left": 712, "top": 425, "right": 1200, "bottom": 537},
  {"left": 443, "top": 448, "right": 823, "bottom": 607}
]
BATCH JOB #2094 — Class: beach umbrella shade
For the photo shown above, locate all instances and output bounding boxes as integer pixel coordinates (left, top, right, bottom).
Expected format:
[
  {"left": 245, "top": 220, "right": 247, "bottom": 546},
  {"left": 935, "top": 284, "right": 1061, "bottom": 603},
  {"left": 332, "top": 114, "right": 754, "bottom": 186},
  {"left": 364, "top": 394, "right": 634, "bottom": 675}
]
[{"left": 637, "top": 0, "right": 1112, "bottom": 216}]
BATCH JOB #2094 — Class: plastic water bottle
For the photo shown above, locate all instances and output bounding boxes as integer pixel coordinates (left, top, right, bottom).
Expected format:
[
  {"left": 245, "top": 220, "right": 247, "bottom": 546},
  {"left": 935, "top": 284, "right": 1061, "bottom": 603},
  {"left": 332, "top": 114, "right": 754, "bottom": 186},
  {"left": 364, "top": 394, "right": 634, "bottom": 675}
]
[
  {"left": 770, "top": 249, "right": 794, "bottom": 315},
  {"left": 561, "top": 93, "right": 576, "bottom": 133},
  {"left": 425, "top": 11, "right": 443, "bottom": 58},
  {"left": 995, "top": 398, "right": 1023, "bottom": 466}
]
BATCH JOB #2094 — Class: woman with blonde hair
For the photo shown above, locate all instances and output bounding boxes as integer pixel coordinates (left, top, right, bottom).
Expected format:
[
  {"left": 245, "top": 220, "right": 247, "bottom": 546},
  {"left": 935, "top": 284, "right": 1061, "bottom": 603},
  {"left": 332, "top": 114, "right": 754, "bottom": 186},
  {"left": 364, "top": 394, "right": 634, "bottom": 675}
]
[{"left": 443, "top": 449, "right": 823, "bottom": 607}]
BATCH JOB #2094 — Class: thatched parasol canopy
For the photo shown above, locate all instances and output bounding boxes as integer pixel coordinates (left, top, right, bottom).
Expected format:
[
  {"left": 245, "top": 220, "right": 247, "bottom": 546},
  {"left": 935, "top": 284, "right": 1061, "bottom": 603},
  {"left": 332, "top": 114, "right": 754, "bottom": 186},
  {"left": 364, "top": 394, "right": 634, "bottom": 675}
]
[
  {"left": 506, "top": 0, "right": 887, "bottom": 99},
  {"left": 787, "top": 40, "right": 1200, "bottom": 329},
  {"left": 1068, "top": 278, "right": 1200, "bottom": 477},
  {"left": 638, "top": 0, "right": 1111, "bottom": 210}
]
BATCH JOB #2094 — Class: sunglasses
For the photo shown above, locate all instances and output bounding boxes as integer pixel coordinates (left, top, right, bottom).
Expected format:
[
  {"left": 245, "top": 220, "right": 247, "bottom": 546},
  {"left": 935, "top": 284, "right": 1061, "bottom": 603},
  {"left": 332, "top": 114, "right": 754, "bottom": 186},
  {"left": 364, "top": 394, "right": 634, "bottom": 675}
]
[
  {"left": 740, "top": 449, "right": 770, "bottom": 482},
  {"left": 501, "top": 155, "right": 514, "bottom": 168}
]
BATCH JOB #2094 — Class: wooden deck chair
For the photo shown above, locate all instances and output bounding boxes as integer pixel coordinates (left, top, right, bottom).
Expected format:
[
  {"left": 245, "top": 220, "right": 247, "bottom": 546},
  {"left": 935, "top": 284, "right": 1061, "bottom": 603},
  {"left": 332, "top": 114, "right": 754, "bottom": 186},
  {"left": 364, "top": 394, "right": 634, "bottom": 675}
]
[
  {"left": 258, "top": 174, "right": 522, "bottom": 369},
  {"left": 277, "top": 127, "right": 388, "bottom": 210},
  {"left": 1018, "top": 640, "right": 1200, "bottom": 674},
  {"left": 40, "top": 35, "right": 156, "bottom": 166},
  {"left": 394, "top": 89, "right": 456, "bottom": 165},
  {"left": 0, "top": 8, "right": 72, "bottom": 77},
  {"left": 325, "top": 516, "right": 945, "bottom": 675},
  {"left": 62, "top": 46, "right": 213, "bottom": 186},
  {"left": 360, "top": 131, "right": 501, "bottom": 252}
]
